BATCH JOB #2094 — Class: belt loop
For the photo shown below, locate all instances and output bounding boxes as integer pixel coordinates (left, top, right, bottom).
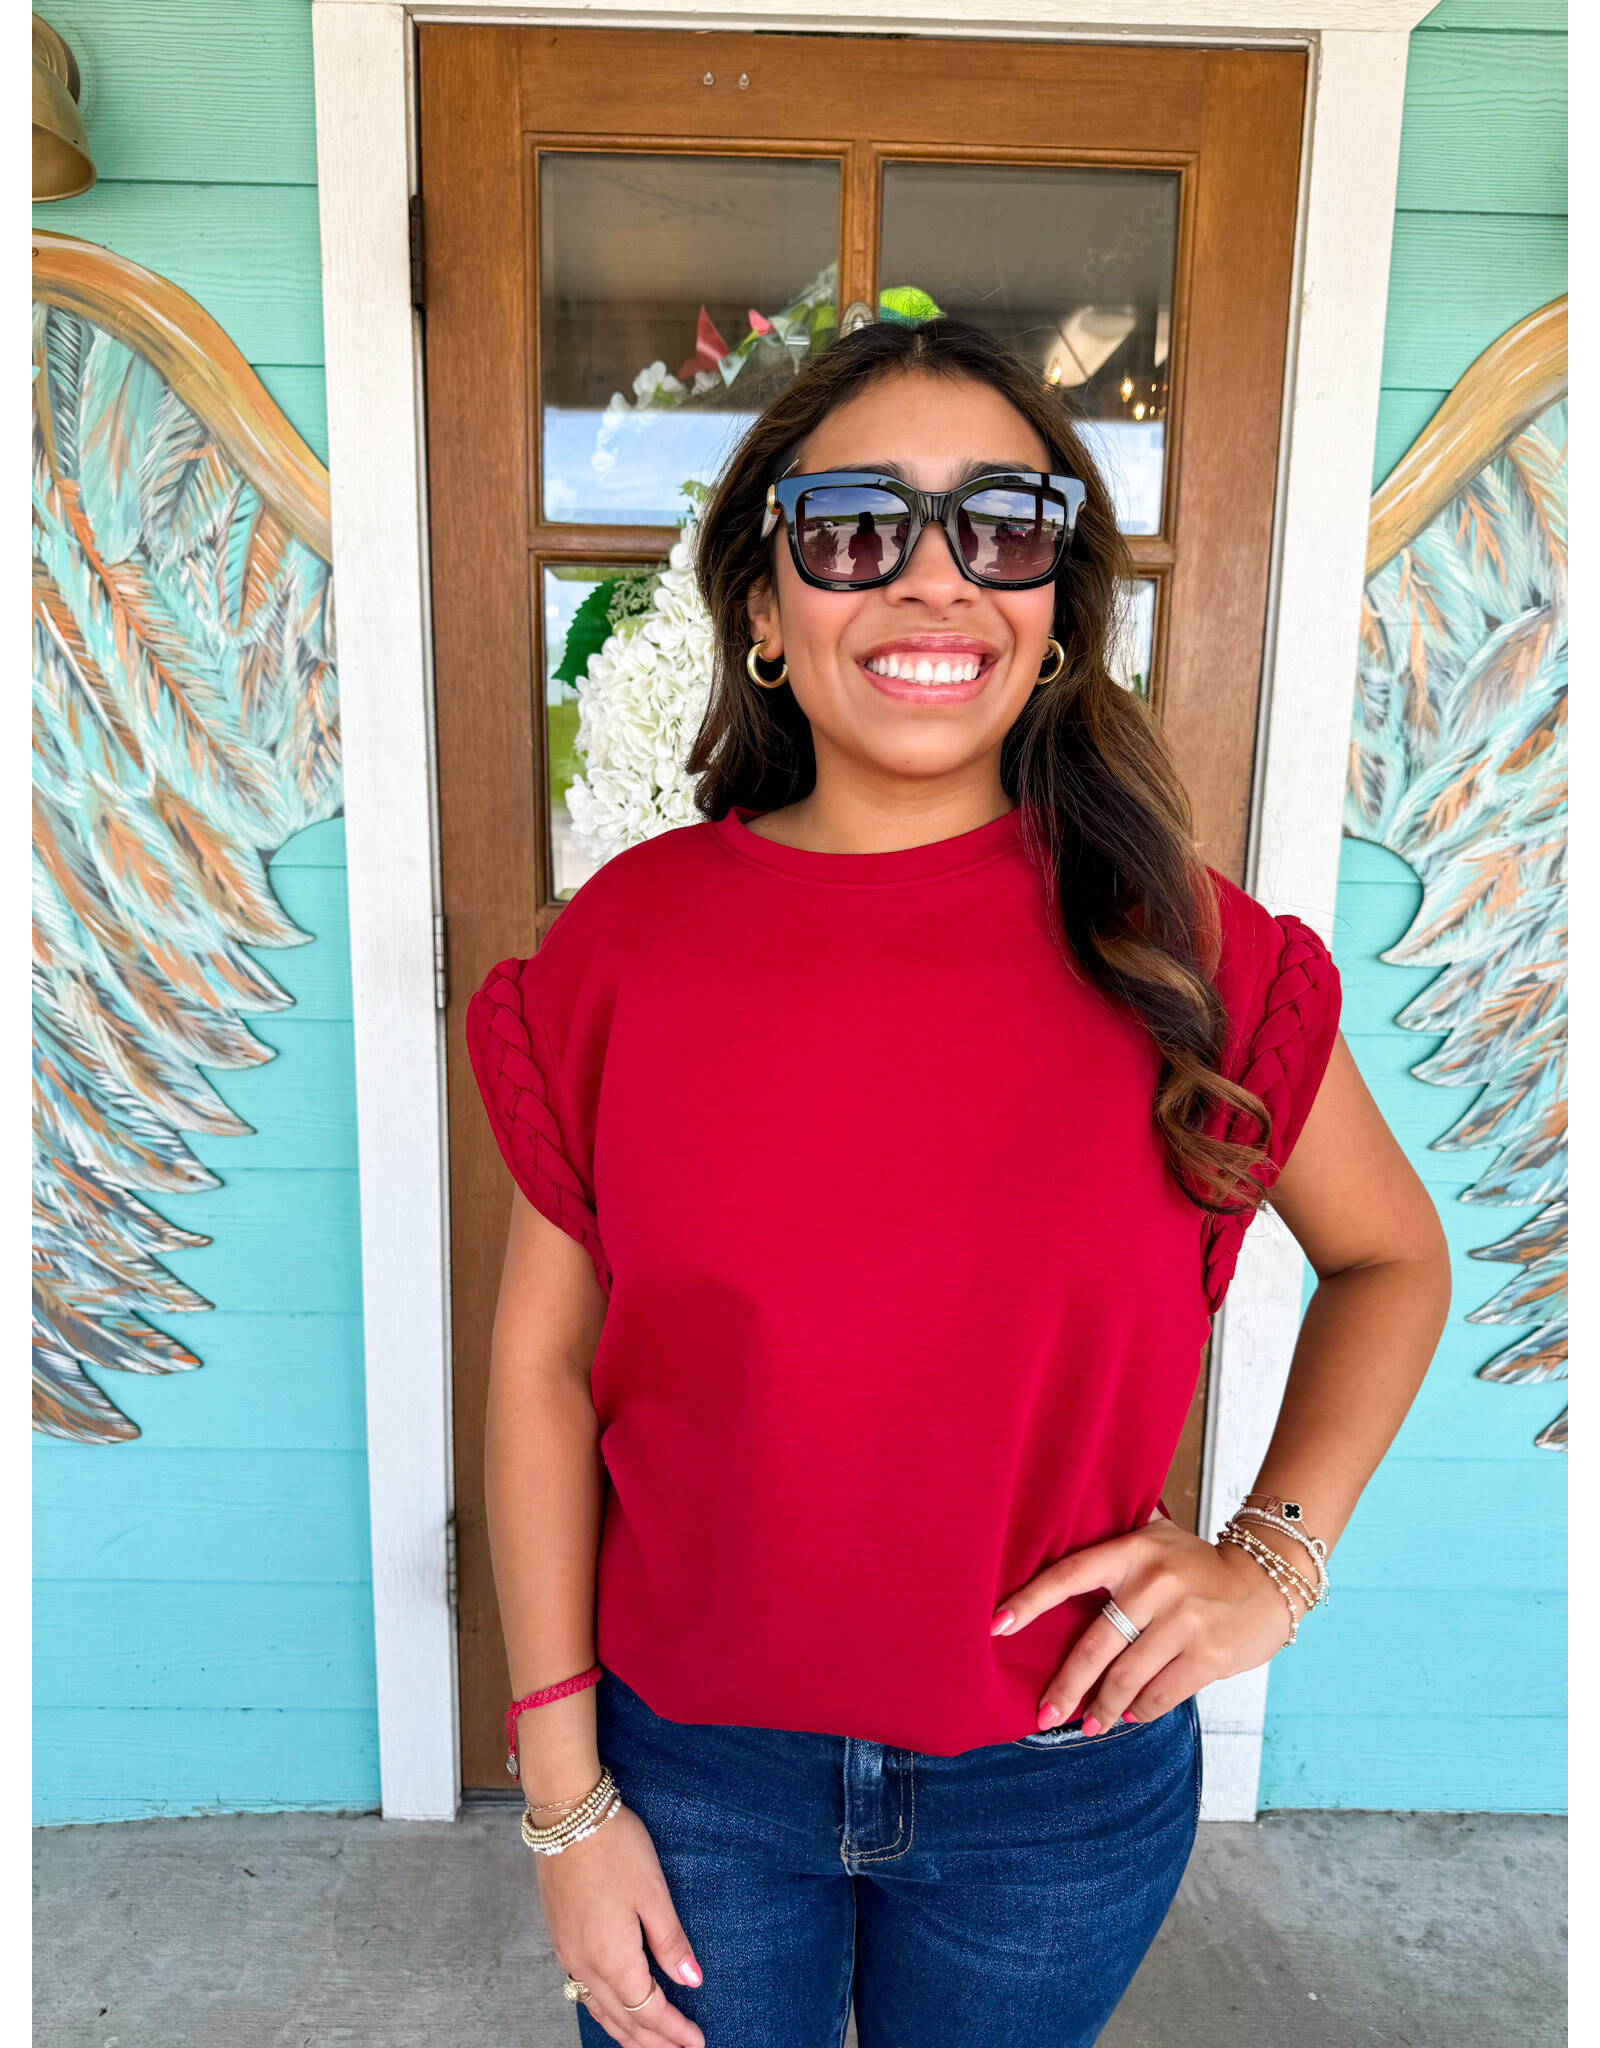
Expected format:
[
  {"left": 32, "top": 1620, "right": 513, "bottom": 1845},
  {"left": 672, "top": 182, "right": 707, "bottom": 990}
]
[{"left": 840, "top": 1737, "right": 911, "bottom": 1867}]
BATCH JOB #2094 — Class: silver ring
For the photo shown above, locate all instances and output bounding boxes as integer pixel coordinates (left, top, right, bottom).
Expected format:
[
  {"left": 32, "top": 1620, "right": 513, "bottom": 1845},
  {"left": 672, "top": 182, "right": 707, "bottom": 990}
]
[
  {"left": 620, "top": 1983, "right": 660, "bottom": 2013},
  {"left": 1100, "top": 1598, "right": 1142, "bottom": 1645}
]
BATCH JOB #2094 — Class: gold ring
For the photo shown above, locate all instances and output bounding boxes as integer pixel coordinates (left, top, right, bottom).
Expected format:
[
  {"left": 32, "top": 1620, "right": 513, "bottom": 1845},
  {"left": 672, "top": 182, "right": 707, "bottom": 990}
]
[
  {"left": 562, "top": 1977, "right": 592, "bottom": 2004},
  {"left": 620, "top": 1982, "right": 660, "bottom": 2012}
]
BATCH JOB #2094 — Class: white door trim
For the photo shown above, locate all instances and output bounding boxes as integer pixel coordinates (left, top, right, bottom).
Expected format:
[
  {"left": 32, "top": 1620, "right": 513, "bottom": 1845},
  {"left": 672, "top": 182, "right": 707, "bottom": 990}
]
[{"left": 311, "top": 0, "right": 1428, "bottom": 1821}]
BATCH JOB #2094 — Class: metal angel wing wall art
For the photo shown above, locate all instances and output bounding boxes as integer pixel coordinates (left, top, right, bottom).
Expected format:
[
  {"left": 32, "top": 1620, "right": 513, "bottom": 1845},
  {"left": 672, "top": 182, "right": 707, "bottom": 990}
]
[
  {"left": 1346, "top": 299, "right": 1567, "bottom": 1450},
  {"left": 32, "top": 233, "right": 342, "bottom": 1444}
]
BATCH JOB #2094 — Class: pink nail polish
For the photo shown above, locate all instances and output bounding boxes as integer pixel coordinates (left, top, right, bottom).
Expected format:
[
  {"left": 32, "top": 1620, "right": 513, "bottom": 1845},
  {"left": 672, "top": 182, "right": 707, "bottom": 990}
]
[
  {"left": 1122, "top": 1712, "right": 1139, "bottom": 1725},
  {"left": 678, "top": 1959, "right": 702, "bottom": 1986},
  {"left": 990, "top": 1609, "right": 1015, "bottom": 1636},
  {"left": 1081, "top": 1715, "right": 1101, "bottom": 1737},
  {"left": 1036, "top": 1703, "right": 1061, "bottom": 1730}
]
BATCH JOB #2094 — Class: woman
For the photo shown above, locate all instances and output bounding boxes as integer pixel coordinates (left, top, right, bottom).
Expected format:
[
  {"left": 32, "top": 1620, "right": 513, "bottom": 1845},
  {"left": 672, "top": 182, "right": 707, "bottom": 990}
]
[{"left": 465, "top": 319, "right": 1450, "bottom": 2048}]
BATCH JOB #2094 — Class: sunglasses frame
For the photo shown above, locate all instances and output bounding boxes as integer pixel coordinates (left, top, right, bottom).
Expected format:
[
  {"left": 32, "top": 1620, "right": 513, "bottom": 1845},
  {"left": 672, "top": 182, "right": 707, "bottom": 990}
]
[{"left": 765, "top": 469, "right": 1087, "bottom": 592}]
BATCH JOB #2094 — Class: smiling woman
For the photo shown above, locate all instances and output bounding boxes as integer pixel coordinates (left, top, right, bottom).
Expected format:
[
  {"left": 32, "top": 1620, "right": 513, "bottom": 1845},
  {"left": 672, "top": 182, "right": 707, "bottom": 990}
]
[{"left": 462, "top": 317, "right": 1451, "bottom": 2048}]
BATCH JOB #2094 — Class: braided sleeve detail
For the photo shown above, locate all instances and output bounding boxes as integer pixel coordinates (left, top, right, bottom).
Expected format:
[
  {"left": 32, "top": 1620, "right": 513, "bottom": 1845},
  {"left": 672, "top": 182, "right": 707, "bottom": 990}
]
[
  {"left": 465, "top": 961, "right": 611, "bottom": 1297},
  {"left": 1202, "top": 915, "right": 1335, "bottom": 1314}
]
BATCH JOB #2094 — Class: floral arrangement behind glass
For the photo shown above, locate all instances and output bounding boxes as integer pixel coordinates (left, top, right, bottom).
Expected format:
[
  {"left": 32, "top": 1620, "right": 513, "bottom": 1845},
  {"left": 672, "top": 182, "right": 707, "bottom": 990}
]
[
  {"left": 563, "top": 497, "right": 714, "bottom": 869},
  {"left": 597, "top": 264, "right": 943, "bottom": 446}
]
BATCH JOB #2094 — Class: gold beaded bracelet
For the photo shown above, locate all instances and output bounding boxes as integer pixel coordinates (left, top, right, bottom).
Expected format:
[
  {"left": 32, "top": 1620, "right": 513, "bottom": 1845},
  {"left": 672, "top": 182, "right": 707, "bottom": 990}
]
[
  {"left": 1234, "top": 1531, "right": 1315, "bottom": 1621},
  {"left": 520, "top": 1769, "right": 622, "bottom": 1856},
  {"left": 1216, "top": 1522, "right": 1315, "bottom": 1645},
  {"left": 1218, "top": 1533, "right": 1304, "bottom": 1645},
  {"left": 521, "top": 1767, "right": 615, "bottom": 1836},
  {"left": 1223, "top": 1521, "right": 1320, "bottom": 1608},
  {"left": 523, "top": 1779, "right": 612, "bottom": 1834},
  {"left": 1235, "top": 1499, "right": 1330, "bottom": 1605}
]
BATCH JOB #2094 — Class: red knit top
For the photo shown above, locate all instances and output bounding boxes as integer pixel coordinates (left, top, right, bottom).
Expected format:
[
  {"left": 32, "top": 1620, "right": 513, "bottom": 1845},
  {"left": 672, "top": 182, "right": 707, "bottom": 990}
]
[{"left": 464, "top": 804, "right": 1340, "bottom": 1755}]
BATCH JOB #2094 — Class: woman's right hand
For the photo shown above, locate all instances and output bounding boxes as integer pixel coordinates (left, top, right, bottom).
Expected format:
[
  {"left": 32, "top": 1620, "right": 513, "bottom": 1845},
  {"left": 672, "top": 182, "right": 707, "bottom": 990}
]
[{"left": 535, "top": 1802, "right": 706, "bottom": 2047}]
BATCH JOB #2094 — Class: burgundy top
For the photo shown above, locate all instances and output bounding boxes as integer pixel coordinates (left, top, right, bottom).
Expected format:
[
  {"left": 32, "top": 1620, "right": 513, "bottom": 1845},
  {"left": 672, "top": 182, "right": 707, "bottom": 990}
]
[{"left": 464, "top": 805, "right": 1340, "bottom": 1755}]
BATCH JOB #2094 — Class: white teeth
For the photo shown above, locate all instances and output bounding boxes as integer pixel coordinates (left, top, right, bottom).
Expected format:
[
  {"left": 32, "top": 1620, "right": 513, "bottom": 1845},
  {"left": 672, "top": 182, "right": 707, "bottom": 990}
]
[{"left": 864, "top": 652, "right": 985, "bottom": 682}]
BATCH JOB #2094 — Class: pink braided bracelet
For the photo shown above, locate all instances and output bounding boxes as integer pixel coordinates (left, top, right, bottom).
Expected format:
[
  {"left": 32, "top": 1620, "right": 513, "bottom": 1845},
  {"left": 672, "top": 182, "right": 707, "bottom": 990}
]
[{"left": 505, "top": 1664, "right": 603, "bottom": 1777}]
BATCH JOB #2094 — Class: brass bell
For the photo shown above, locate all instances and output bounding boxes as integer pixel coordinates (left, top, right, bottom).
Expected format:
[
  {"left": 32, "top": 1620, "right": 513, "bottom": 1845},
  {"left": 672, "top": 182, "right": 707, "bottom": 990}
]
[{"left": 33, "top": 15, "right": 95, "bottom": 202}]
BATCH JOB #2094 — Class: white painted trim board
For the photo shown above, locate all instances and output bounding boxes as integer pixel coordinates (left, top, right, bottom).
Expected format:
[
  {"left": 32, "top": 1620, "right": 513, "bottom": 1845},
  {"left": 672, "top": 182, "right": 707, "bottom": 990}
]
[
  {"left": 311, "top": 0, "right": 1428, "bottom": 1822},
  {"left": 312, "top": 0, "right": 460, "bottom": 1823}
]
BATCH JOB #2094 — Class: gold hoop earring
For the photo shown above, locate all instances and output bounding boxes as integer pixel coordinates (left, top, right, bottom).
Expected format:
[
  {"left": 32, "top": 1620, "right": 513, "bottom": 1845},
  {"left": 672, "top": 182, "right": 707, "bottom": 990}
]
[
  {"left": 1036, "top": 638, "right": 1065, "bottom": 686},
  {"left": 746, "top": 641, "right": 788, "bottom": 689}
]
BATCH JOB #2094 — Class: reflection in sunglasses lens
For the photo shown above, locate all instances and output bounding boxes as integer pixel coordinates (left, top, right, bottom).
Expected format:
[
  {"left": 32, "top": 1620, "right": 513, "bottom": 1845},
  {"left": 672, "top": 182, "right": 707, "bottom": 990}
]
[
  {"left": 957, "top": 488, "right": 1066, "bottom": 582},
  {"left": 797, "top": 486, "right": 910, "bottom": 582}
]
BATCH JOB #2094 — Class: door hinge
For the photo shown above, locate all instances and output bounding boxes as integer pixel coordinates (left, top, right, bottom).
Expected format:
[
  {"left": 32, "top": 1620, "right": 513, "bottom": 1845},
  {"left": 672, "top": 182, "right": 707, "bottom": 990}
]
[
  {"left": 433, "top": 910, "right": 448, "bottom": 1011},
  {"left": 409, "top": 192, "right": 425, "bottom": 311},
  {"left": 445, "top": 1511, "right": 458, "bottom": 1611}
]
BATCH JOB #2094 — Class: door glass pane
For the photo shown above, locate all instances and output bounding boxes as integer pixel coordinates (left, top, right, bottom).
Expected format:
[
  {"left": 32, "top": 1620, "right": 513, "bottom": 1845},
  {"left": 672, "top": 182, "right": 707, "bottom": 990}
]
[
  {"left": 878, "top": 165, "right": 1178, "bottom": 535},
  {"left": 540, "top": 154, "right": 841, "bottom": 527},
  {"left": 542, "top": 561, "right": 663, "bottom": 897},
  {"left": 1111, "top": 579, "right": 1158, "bottom": 699}
]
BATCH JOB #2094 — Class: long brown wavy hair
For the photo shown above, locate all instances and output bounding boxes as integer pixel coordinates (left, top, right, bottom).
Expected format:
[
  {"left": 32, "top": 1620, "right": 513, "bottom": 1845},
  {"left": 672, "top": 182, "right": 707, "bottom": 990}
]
[{"left": 687, "top": 318, "right": 1271, "bottom": 1214}]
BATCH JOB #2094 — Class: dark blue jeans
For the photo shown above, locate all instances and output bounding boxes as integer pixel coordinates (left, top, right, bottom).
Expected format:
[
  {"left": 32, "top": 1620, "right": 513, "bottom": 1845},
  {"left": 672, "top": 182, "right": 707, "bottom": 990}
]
[{"left": 578, "top": 1671, "right": 1201, "bottom": 2048}]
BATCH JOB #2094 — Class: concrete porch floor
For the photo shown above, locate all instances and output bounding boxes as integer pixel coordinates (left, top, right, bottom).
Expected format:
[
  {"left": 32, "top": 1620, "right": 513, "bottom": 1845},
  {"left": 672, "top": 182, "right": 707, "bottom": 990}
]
[{"left": 34, "top": 1806, "right": 1564, "bottom": 2047}]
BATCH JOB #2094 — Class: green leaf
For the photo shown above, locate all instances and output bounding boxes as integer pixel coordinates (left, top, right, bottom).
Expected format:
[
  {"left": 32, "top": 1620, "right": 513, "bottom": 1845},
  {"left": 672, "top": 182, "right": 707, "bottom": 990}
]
[{"left": 552, "top": 580, "right": 617, "bottom": 687}]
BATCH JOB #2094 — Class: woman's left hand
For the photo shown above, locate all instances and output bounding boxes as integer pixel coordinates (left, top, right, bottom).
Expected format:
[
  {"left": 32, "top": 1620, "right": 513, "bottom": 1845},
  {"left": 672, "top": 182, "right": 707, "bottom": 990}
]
[{"left": 992, "top": 1512, "right": 1300, "bottom": 1734}]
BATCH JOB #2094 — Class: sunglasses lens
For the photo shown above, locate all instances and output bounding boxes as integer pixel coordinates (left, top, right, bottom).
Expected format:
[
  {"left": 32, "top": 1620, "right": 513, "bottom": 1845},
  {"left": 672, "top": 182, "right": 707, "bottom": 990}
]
[
  {"left": 957, "top": 487, "right": 1069, "bottom": 583},
  {"left": 795, "top": 485, "right": 910, "bottom": 583}
]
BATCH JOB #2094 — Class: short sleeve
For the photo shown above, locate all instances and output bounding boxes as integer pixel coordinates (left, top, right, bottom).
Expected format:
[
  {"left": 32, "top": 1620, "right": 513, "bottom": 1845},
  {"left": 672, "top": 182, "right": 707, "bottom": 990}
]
[
  {"left": 463, "top": 957, "right": 611, "bottom": 1296},
  {"left": 1201, "top": 885, "right": 1342, "bottom": 1312}
]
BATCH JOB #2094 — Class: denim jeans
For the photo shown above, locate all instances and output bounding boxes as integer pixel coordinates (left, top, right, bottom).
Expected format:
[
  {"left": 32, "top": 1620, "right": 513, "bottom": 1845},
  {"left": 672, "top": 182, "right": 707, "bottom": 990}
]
[{"left": 577, "top": 1670, "right": 1201, "bottom": 2048}]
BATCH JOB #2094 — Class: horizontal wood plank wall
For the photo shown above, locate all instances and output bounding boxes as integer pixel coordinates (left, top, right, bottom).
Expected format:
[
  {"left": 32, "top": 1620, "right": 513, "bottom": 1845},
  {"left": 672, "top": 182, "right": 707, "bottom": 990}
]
[
  {"left": 1259, "top": 0, "right": 1566, "bottom": 1812},
  {"left": 31, "top": 0, "right": 376, "bottom": 1823},
  {"left": 1368, "top": 4, "right": 1566, "bottom": 484},
  {"left": 34, "top": 0, "right": 329, "bottom": 460}
]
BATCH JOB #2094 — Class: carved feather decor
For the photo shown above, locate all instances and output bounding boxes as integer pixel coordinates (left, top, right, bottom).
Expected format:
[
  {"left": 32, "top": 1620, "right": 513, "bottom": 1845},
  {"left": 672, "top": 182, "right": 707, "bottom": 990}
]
[
  {"left": 31, "top": 233, "right": 342, "bottom": 1443},
  {"left": 1347, "top": 299, "right": 1567, "bottom": 1450}
]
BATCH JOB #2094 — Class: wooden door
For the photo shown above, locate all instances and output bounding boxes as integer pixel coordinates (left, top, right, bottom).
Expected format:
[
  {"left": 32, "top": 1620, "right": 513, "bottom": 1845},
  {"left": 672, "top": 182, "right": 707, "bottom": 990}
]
[{"left": 418, "top": 26, "right": 1306, "bottom": 1788}]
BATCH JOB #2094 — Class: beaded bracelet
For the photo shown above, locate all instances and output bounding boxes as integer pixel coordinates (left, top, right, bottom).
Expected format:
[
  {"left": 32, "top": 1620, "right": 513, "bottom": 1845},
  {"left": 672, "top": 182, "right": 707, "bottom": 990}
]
[
  {"left": 1218, "top": 1531, "right": 1304, "bottom": 1645},
  {"left": 1234, "top": 1504, "right": 1330, "bottom": 1605},
  {"left": 1216, "top": 1521, "right": 1315, "bottom": 1645},
  {"left": 1225, "top": 1522, "right": 1319, "bottom": 1611},
  {"left": 520, "top": 1769, "right": 622, "bottom": 1856},
  {"left": 505, "top": 1664, "right": 603, "bottom": 1778}
]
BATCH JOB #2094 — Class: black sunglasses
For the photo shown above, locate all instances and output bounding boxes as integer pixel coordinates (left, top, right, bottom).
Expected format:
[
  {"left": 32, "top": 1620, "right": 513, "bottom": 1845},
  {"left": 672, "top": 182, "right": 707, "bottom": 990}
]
[{"left": 764, "top": 469, "right": 1087, "bottom": 592}]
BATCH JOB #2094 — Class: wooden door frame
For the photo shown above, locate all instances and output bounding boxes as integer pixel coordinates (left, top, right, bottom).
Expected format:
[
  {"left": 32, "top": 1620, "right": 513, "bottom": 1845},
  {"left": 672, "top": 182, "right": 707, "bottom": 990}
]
[
  {"left": 430, "top": 32, "right": 1299, "bottom": 1797},
  {"left": 311, "top": 0, "right": 1434, "bottom": 1824}
]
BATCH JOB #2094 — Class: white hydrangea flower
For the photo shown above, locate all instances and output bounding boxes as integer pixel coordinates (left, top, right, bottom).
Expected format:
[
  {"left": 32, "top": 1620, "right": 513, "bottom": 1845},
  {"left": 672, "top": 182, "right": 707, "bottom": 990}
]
[
  {"left": 565, "top": 521, "right": 717, "bottom": 870},
  {"left": 629, "top": 360, "right": 686, "bottom": 408}
]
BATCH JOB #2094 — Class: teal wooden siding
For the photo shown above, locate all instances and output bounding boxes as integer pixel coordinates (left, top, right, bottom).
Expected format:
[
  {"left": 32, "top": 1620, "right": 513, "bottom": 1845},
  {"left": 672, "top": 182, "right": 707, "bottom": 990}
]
[
  {"left": 34, "top": 0, "right": 328, "bottom": 461},
  {"left": 32, "top": 0, "right": 374, "bottom": 1823},
  {"left": 1369, "top": 5, "right": 1567, "bottom": 486},
  {"left": 1259, "top": 1, "right": 1567, "bottom": 1812}
]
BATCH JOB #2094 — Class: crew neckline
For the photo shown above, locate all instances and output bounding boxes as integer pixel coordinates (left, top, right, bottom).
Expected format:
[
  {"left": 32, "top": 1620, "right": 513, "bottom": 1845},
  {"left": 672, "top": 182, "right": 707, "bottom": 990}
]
[{"left": 714, "top": 803, "right": 1026, "bottom": 884}]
